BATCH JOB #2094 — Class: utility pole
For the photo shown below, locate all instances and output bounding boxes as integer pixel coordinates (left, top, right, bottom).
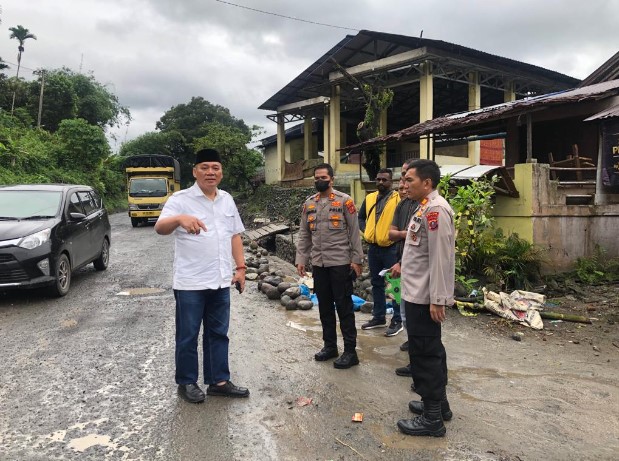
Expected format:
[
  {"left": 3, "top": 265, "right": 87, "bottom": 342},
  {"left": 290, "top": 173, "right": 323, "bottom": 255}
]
[{"left": 36, "top": 69, "right": 45, "bottom": 128}]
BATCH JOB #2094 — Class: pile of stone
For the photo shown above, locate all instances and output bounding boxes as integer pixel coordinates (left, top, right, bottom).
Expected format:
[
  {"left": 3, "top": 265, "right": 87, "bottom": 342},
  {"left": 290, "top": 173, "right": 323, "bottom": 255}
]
[
  {"left": 257, "top": 277, "right": 314, "bottom": 310},
  {"left": 244, "top": 240, "right": 270, "bottom": 281},
  {"left": 243, "top": 238, "right": 378, "bottom": 313},
  {"left": 243, "top": 239, "right": 313, "bottom": 311}
]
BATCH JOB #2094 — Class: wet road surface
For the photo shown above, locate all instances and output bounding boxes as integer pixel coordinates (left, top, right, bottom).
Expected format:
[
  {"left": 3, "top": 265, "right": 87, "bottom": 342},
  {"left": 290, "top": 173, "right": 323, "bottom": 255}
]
[{"left": 0, "top": 213, "right": 617, "bottom": 460}]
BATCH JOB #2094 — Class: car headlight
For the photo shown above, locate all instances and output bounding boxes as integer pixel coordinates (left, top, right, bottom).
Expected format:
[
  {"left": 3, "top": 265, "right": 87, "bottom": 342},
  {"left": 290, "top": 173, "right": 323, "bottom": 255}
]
[
  {"left": 19, "top": 228, "right": 52, "bottom": 250},
  {"left": 158, "top": 202, "right": 166, "bottom": 209},
  {"left": 128, "top": 204, "right": 139, "bottom": 210}
]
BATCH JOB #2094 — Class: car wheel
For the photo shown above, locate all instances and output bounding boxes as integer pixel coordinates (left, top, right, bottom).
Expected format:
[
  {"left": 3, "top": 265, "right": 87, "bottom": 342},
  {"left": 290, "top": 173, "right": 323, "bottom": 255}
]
[
  {"left": 131, "top": 217, "right": 139, "bottom": 227},
  {"left": 93, "top": 238, "right": 110, "bottom": 271},
  {"left": 49, "top": 254, "right": 71, "bottom": 297}
]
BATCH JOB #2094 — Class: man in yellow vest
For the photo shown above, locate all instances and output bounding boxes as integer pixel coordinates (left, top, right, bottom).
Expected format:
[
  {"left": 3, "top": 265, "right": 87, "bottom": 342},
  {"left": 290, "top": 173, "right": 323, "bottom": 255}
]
[{"left": 359, "top": 168, "right": 402, "bottom": 336}]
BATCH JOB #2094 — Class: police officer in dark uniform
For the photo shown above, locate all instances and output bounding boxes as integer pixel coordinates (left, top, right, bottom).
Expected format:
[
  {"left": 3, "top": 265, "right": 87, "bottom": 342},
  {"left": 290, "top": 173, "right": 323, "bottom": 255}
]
[{"left": 296, "top": 163, "right": 364, "bottom": 369}]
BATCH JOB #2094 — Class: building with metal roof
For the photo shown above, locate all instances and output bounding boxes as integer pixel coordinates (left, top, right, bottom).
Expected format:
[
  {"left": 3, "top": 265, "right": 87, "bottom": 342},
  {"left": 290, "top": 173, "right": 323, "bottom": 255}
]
[
  {"left": 337, "top": 53, "right": 619, "bottom": 271},
  {"left": 259, "top": 30, "right": 579, "bottom": 185}
]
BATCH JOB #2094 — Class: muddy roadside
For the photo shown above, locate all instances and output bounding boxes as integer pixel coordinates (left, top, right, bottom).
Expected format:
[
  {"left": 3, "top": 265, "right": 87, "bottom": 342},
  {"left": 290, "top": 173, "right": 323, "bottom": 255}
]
[{"left": 247, "top": 251, "right": 619, "bottom": 461}]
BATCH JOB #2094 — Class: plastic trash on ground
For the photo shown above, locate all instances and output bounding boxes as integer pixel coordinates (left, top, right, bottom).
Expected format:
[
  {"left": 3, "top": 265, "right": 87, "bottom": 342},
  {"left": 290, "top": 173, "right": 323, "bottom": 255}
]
[
  {"left": 483, "top": 288, "right": 544, "bottom": 330},
  {"left": 310, "top": 293, "right": 367, "bottom": 311}
]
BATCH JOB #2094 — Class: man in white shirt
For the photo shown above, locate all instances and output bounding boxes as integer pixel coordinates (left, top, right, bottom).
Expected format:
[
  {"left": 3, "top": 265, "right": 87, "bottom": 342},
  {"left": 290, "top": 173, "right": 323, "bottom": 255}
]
[{"left": 155, "top": 148, "right": 249, "bottom": 403}]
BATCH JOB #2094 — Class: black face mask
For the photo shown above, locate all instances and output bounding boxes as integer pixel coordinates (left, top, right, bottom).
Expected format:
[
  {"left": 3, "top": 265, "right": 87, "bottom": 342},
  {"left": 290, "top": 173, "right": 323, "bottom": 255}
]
[{"left": 314, "top": 180, "right": 330, "bottom": 192}]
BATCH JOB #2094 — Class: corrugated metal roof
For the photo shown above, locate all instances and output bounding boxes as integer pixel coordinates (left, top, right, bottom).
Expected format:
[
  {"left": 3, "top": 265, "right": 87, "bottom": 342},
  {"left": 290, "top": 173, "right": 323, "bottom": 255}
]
[
  {"left": 259, "top": 30, "right": 579, "bottom": 112},
  {"left": 579, "top": 51, "right": 619, "bottom": 87},
  {"left": 584, "top": 104, "right": 619, "bottom": 121},
  {"left": 343, "top": 80, "right": 619, "bottom": 151},
  {"left": 439, "top": 165, "right": 519, "bottom": 197}
]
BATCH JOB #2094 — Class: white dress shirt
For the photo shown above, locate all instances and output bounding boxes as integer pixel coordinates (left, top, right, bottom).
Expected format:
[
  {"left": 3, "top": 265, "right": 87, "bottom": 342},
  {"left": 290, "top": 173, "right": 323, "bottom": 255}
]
[{"left": 159, "top": 183, "right": 245, "bottom": 290}]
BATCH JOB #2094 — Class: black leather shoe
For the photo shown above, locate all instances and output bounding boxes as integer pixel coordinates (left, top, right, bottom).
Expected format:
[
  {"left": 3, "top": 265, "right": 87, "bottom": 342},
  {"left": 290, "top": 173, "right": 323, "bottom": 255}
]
[
  {"left": 398, "top": 400, "right": 446, "bottom": 437},
  {"left": 206, "top": 381, "right": 250, "bottom": 398},
  {"left": 178, "top": 383, "right": 205, "bottom": 403},
  {"left": 395, "top": 364, "right": 412, "bottom": 377},
  {"left": 333, "top": 351, "right": 359, "bottom": 369},
  {"left": 314, "top": 347, "right": 339, "bottom": 361},
  {"left": 400, "top": 341, "right": 409, "bottom": 351},
  {"left": 397, "top": 415, "right": 446, "bottom": 437}
]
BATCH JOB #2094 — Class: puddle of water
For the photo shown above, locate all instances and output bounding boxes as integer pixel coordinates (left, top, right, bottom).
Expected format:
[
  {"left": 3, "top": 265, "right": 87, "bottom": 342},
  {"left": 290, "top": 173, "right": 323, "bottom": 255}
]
[
  {"left": 286, "top": 321, "right": 307, "bottom": 332},
  {"left": 283, "top": 308, "right": 408, "bottom": 369},
  {"left": 116, "top": 287, "right": 166, "bottom": 296},
  {"left": 381, "top": 426, "right": 448, "bottom": 450},
  {"left": 450, "top": 366, "right": 527, "bottom": 381},
  {"left": 284, "top": 311, "right": 323, "bottom": 333},
  {"left": 67, "top": 434, "right": 117, "bottom": 452}
]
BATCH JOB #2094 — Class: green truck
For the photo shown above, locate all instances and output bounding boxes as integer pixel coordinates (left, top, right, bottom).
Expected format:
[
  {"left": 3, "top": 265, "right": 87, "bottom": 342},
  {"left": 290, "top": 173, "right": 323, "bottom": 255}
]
[{"left": 123, "top": 155, "right": 181, "bottom": 227}]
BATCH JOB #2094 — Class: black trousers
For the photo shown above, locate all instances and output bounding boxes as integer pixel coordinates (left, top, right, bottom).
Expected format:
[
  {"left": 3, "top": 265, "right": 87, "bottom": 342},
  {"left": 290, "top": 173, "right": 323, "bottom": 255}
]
[
  {"left": 313, "top": 265, "right": 357, "bottom": 352},
  {"left": 405, "top": 301, "right": 448, "bottom": 401}
]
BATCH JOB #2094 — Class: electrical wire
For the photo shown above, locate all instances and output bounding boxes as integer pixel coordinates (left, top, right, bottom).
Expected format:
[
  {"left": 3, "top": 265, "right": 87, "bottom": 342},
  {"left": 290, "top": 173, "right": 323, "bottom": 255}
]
[
  {"left": 1, "top": 59, "right": 36, "bottom": 73},
  {"left": 214, "top": 0, "right": 359, "bottom": 32}
]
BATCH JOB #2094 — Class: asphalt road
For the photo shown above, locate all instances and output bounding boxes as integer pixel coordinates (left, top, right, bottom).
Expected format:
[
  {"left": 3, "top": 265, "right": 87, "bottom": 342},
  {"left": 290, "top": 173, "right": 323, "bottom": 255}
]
[{"left": 0, "top": 212, "right": 617, "bottom": 460}]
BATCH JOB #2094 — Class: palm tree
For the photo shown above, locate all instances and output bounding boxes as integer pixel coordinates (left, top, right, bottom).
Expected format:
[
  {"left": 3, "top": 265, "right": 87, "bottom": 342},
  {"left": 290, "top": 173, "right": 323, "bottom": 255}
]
[{"left": 9, "top": 25, "right": 37, "bottom": 114}]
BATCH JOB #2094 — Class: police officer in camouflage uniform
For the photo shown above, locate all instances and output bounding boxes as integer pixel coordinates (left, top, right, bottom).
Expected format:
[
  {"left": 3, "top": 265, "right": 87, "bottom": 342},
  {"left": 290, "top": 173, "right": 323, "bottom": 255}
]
[
  {"left": 393, "top": 159, "right": 455, "bottom": 437},
  {"left": 296, "top": 163, "right": 364, "bottom": 369}
]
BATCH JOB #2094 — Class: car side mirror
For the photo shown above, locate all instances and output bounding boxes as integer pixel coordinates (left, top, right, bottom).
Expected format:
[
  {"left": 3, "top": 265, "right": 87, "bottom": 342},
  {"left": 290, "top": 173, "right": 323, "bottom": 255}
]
[{"left": 70, "top": 212, "right": 86, "bottom": 221}]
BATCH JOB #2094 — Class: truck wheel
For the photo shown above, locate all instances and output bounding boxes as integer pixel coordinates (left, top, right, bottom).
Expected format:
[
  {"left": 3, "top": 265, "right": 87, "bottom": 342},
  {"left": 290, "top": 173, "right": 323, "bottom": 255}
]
[
  {"left": 131, "top": 217, "right": 139, "bottom": 227},
  {"left": 49, "top": 254, "right": 71, "bottom": 297},
  {"left": 93, "top": 238, "right": 110, "bottom": 271}
]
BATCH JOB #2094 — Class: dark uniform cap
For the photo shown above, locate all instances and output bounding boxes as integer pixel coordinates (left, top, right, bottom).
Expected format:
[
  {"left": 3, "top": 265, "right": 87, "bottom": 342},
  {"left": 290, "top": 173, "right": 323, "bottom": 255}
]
[{"left": 195, "top": 148, "right": 222, "bottom": 165}]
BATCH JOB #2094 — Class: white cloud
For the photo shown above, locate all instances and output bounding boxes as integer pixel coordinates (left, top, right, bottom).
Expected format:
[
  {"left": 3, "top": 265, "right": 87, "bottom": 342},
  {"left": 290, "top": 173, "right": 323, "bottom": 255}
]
[{"left": 1, "top": 0, "right": 617, "bottom": 145}]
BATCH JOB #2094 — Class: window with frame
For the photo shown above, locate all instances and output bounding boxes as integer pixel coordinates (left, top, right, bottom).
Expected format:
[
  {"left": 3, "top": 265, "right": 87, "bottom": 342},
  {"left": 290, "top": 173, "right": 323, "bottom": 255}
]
[
  {"left": 77, "top": 191, "right": 97, "bottom": 215},
  {"left": 68, "top": 193, "right": 84, "bottom": 215},
  {"left": 90, "top": 190, "right": 102, "bottom": 209}
]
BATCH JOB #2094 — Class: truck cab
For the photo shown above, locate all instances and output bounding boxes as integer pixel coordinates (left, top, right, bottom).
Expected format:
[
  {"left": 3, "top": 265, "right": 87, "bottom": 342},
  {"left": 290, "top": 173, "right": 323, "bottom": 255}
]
[{"left": 124, "top": 155, "right": 181, "bottom": 227}]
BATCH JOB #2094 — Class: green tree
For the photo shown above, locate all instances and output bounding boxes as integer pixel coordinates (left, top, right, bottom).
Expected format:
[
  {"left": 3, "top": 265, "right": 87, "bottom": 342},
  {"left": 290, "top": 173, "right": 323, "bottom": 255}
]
[
  {"left": 25, "top": 68, "right": 130, "bottom": 132},
  {"left": 193, "top": 122, "right": 264, "bottom": 192},
  {"left": 9, "top": 25, "right": 37, "bottom": 114},
  {"left": 55, "top": 118, "right": 110, "bottom": 173},
  {"left": 156, "top": 96, "right": 250, "bottom": 144}
]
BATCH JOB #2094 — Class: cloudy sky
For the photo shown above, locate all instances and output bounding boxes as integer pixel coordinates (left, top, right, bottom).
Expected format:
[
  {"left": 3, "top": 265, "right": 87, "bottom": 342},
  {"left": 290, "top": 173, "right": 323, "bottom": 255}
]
[{"left": 1, "top": 0, "right": 617, "bottom": 150}]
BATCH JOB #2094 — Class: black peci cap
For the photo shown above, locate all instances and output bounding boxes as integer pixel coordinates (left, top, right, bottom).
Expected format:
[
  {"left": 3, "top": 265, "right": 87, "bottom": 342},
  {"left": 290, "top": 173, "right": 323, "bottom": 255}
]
[{"left": 194, "top": 148, "right": 222, "bottom": 165}]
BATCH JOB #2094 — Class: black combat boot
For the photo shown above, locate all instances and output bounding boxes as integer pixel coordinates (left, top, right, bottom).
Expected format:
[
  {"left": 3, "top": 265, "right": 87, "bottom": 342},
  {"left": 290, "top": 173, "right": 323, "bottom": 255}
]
[
  {"left": 397, "top": 399, "right": 446, "bottom": 437},
  {"left": 408, "top": 388, "right": 452, "bottom": 421}
]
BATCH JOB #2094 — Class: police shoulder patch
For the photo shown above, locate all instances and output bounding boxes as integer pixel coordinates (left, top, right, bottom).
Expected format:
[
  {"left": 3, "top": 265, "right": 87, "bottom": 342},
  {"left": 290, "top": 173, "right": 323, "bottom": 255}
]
[
  {"left": 426, "top": 211, "right": 439, "bottom": 231},
  {"left": 345, "top": 199, "right": 356, "bottom": 214}
]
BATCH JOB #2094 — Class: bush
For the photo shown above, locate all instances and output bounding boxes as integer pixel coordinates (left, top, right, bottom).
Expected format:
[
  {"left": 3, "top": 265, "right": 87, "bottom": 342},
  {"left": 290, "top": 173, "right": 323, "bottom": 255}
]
[
  {"left": 440, "top": 176, "right": 544, "bottom": 291},
  {"left": 574, "top": 245, "right": 619, "bottom": 284}
]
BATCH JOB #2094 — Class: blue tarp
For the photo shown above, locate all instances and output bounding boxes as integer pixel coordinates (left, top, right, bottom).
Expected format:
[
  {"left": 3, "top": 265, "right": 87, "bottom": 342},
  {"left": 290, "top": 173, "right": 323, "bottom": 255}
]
[{"left": 309, "top": 293, "right": 366, "bottom": 311}]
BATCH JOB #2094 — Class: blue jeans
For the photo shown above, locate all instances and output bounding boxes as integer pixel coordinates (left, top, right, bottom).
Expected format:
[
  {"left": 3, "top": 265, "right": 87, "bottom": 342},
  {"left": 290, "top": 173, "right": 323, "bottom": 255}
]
[
  {"left": 174, "top": 288, "right": 230, "bottom": 385},
  {"left": 368, "top": 244, "right": 401, "bottom": 323}
]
